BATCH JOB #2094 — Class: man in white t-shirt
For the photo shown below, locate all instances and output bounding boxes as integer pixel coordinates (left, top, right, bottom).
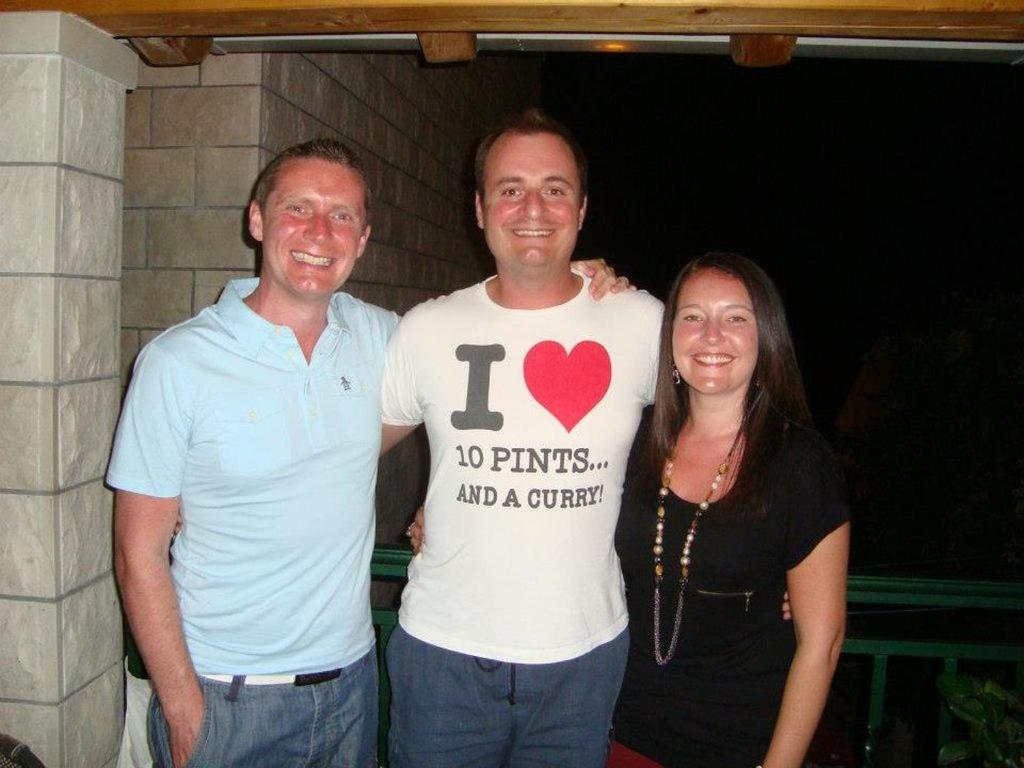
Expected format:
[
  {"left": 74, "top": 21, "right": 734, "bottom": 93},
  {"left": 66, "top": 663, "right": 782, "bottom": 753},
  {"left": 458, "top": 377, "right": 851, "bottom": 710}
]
[{"left": 380, "top": 109, "right": 663, "bottom": 767}]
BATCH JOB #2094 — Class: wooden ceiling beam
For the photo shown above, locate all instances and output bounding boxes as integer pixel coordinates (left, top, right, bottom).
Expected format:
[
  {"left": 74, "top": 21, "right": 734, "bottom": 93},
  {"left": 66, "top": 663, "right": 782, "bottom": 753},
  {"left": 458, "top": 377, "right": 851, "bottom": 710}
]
[
  {"left": 5, "top": 2, "right": 1024, "bottom": 42},
  {"left": 130, "top": 36, "right": 213, "bottom": 66},
  {"left": 730, "top": 34, "right": 797, "bottom": 66},
  {"left": 418, "top": 31, "right": 477, "bottom": 62}
]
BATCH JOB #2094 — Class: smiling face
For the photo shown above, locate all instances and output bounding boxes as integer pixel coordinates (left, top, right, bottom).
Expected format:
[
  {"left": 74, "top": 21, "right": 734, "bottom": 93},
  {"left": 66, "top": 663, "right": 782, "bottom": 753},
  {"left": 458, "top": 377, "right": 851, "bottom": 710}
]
[
  {"left": 474, "top": 131, "right": 587, "bottom": 280},
  {"left": 247, "top": 157, "right": 370, "bottom": 311},
  {"left": 672, "top": 268, "right": 759, "bottom": 404}
]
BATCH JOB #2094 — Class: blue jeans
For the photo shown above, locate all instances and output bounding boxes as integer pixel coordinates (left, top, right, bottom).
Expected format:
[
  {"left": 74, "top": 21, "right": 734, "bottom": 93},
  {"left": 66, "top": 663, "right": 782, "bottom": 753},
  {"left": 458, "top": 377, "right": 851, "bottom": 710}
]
[
  {"left": 386, "top": 626, "right": 628, "bottom": 768},
  {"left": 148, "top": 648, "right": 377, "bottom": 768}
]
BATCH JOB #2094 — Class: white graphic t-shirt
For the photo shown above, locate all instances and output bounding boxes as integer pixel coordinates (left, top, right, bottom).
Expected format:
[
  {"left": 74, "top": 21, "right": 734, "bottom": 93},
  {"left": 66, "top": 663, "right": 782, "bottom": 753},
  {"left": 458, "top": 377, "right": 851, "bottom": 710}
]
[{"left": 381, "top": 275, "right": 663, "bottom": 663}]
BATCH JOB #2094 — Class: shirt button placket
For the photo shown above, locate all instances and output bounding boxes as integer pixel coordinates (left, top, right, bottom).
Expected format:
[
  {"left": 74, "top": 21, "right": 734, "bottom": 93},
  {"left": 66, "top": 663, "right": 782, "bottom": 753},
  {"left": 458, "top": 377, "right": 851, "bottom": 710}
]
[{"left": 307, "top": 373, "right": 327, "bottom": 450}]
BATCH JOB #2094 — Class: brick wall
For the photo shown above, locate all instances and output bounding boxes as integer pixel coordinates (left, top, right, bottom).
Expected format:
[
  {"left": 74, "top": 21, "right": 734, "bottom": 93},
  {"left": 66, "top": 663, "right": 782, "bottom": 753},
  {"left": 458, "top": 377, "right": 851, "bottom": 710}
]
[
  {"left": 0, "top": 13, "right": 137, "bottom": 767},
  {"left": 121, "top": 54, "right": 263, "bottom": 385},
  {"left": 121, "top": 51, "right": 541, "bottom": 550}
]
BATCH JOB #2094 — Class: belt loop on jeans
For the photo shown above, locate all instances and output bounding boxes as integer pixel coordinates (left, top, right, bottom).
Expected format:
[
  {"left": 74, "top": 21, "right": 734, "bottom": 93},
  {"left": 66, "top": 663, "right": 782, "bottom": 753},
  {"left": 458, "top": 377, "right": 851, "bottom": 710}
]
[{"left": 226, "top": 675, "right": 245, "bottom": 701}]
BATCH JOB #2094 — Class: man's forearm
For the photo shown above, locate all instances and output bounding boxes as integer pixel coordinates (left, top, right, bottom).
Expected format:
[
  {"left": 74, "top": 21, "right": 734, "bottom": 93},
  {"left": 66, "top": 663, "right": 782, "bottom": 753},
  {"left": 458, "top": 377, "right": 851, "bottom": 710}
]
[{"left": 116, "top": 550, "right": 201, "bottom": 717}]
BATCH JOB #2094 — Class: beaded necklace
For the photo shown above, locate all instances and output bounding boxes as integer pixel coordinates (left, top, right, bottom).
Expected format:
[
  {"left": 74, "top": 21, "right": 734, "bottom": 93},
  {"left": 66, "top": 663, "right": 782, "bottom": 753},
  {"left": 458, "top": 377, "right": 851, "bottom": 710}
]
[{"left": 652, "top": 444, "right": 735, "bottom": 666}]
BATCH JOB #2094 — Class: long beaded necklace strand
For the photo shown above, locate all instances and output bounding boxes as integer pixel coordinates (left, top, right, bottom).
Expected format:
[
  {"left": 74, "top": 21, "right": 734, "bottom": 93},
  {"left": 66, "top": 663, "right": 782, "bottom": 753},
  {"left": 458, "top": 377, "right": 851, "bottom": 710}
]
[{"left": 652, "top": 444, "right": 736, "bottom": 666}]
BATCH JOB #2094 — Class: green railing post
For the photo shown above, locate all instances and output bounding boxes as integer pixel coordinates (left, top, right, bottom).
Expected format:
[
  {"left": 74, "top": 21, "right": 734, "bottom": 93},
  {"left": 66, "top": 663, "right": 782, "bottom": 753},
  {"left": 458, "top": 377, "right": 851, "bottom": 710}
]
[
  {"left": 371, "top": 548, "right": 410, "bottom": 768},
  {"left": 375, "top": 620, "right": 396, "bottom": 768},
  {"left": 863, "top": 654, "right": 889, "bottom": 767},
  {"left": 937, "top": 657, "right": 958, "bottom": 749}
]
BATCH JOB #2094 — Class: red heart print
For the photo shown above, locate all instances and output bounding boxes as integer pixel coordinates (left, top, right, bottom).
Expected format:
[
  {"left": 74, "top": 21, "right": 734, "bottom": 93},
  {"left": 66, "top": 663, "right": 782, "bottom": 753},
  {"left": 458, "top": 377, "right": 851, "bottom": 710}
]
[{"left": 523, "top": 341, "right": 611, "bottom": 432}]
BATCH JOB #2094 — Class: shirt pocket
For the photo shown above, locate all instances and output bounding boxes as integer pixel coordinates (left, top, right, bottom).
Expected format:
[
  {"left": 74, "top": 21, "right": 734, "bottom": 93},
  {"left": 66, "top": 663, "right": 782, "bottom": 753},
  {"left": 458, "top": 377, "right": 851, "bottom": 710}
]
[
  {"left": 213, "top": 390, "right": 291, "bottom": 476},
  {"left": 322, "top": 365, "right": 380, "bottom": 446}
]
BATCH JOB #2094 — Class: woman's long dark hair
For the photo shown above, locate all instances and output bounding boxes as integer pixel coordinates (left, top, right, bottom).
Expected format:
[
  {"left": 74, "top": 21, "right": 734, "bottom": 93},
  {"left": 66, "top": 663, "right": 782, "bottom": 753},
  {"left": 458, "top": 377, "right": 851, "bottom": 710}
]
[{"left": 648, "top": 252, "right": 811, "bottom": 516}]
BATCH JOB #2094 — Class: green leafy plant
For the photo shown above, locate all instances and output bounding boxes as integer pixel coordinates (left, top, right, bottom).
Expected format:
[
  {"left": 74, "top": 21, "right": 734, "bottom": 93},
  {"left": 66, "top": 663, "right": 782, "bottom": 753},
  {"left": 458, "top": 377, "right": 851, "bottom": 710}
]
[{"left": 937, "top": 673, "right": 1024, "bottom": 767}]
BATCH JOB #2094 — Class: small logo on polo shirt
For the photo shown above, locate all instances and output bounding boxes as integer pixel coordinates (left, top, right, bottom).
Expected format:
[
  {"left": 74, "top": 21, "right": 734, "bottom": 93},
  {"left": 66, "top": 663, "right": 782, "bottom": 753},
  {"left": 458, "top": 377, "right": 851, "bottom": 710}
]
[{"left": 340, "top": 376, "right": 352, "bottom": 391}]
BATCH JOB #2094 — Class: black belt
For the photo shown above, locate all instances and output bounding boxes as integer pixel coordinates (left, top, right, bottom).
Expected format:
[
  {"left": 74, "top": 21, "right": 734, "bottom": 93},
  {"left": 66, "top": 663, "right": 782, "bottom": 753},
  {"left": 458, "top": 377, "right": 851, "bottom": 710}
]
[
  {"left": 207, "top": 668, "right": 344, "bottom": 701},
  {"left": 294, "top": 668, "right": 342, "bottom": 686}
]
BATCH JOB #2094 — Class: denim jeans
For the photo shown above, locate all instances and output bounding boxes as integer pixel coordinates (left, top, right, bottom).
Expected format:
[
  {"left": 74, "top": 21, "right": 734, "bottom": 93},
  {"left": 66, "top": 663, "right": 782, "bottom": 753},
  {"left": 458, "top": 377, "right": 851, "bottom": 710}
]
[
  {"left": 148, "top": 648, "right": 377, "bottom": 768},
  {"left": 386, "top": 625, "right": 628, "bottom": 768}
]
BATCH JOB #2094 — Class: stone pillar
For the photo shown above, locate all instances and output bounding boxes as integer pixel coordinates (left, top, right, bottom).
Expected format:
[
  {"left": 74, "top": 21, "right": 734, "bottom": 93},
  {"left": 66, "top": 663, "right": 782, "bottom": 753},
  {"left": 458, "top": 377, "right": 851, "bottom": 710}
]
[{"left": 0, "top": 12, "right": 136, "bottom": 768}]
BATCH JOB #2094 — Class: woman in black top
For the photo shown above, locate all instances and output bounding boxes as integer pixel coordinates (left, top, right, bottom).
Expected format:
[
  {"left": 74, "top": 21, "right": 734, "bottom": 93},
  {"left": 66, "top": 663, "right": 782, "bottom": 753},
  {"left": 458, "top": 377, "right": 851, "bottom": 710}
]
[{"left": 612, "top": 252, "right": 849, "bottom": 768}]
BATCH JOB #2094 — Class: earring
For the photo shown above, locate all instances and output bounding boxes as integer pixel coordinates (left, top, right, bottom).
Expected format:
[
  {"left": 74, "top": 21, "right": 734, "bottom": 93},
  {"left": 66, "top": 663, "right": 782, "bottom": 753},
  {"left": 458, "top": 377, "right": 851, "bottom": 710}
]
[{"left": 672, "top": 366, "right": 681, "bottom": 386}]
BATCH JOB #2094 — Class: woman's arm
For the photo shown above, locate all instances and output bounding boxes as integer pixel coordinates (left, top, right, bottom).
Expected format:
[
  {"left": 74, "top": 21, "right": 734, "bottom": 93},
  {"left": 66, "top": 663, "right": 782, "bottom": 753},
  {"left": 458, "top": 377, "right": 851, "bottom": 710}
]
[{"left": 761, "top": 522, "right": 850, "bottom": 768}]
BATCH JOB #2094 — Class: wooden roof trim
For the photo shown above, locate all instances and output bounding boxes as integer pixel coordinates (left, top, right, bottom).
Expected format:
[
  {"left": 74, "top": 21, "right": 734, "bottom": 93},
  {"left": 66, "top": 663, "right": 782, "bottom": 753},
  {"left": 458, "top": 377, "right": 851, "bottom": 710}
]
[
  {"left": 730, "top": 34, "right": 797, "bottom": 66},
  {"left": 6, "top": 1, "right": 1024, "bottom": 42},
  {"left": 417, "top": 32, "right": 477, "bottom": 62},
  {"left": 129, "top": 36, "right": 213, "bottom": 66}
]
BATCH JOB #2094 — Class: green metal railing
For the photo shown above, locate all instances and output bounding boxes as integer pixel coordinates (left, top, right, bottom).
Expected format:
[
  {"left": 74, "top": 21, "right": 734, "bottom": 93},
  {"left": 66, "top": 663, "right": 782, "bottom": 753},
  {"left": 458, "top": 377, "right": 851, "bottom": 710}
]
[
  {"left": 370, "top": 547, "right": 1024, "bottom": 766},
  {"left": 844, "top": 574, "right": 1024, "bottom": 765},
  {"left": 369, "top": 548, "right": 410, "bottom": 763}
]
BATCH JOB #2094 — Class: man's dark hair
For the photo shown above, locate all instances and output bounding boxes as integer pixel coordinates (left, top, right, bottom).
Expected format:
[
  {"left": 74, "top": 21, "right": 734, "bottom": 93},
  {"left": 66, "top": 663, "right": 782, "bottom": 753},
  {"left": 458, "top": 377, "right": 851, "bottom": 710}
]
[
  {"left": 252, "top": 138, "right": 371, "bottom": 223},
  {"left": 473, "top": 108, "right": 588, "bottom": 201}
]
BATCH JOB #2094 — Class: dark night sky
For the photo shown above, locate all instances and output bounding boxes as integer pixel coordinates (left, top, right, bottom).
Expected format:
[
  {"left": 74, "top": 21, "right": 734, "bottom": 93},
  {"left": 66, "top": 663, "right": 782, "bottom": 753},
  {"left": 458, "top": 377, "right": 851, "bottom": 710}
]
[{"left": 540, "top": 53, "right": 1024, "bottom": 428}]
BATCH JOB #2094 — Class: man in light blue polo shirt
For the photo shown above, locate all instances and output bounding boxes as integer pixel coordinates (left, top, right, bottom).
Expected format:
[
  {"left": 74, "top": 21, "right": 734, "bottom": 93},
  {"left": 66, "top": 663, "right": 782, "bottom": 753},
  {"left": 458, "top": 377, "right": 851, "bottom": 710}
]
[{"left": 109, "top": 139, "right": 395, "bottom": 768}]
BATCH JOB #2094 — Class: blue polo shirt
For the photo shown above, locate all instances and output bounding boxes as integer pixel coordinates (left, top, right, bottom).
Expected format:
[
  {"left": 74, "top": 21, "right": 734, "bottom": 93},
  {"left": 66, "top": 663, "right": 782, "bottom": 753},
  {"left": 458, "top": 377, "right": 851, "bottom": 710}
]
[{"left": 107, "top": 278, "right": 398, "bottom": 675}]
